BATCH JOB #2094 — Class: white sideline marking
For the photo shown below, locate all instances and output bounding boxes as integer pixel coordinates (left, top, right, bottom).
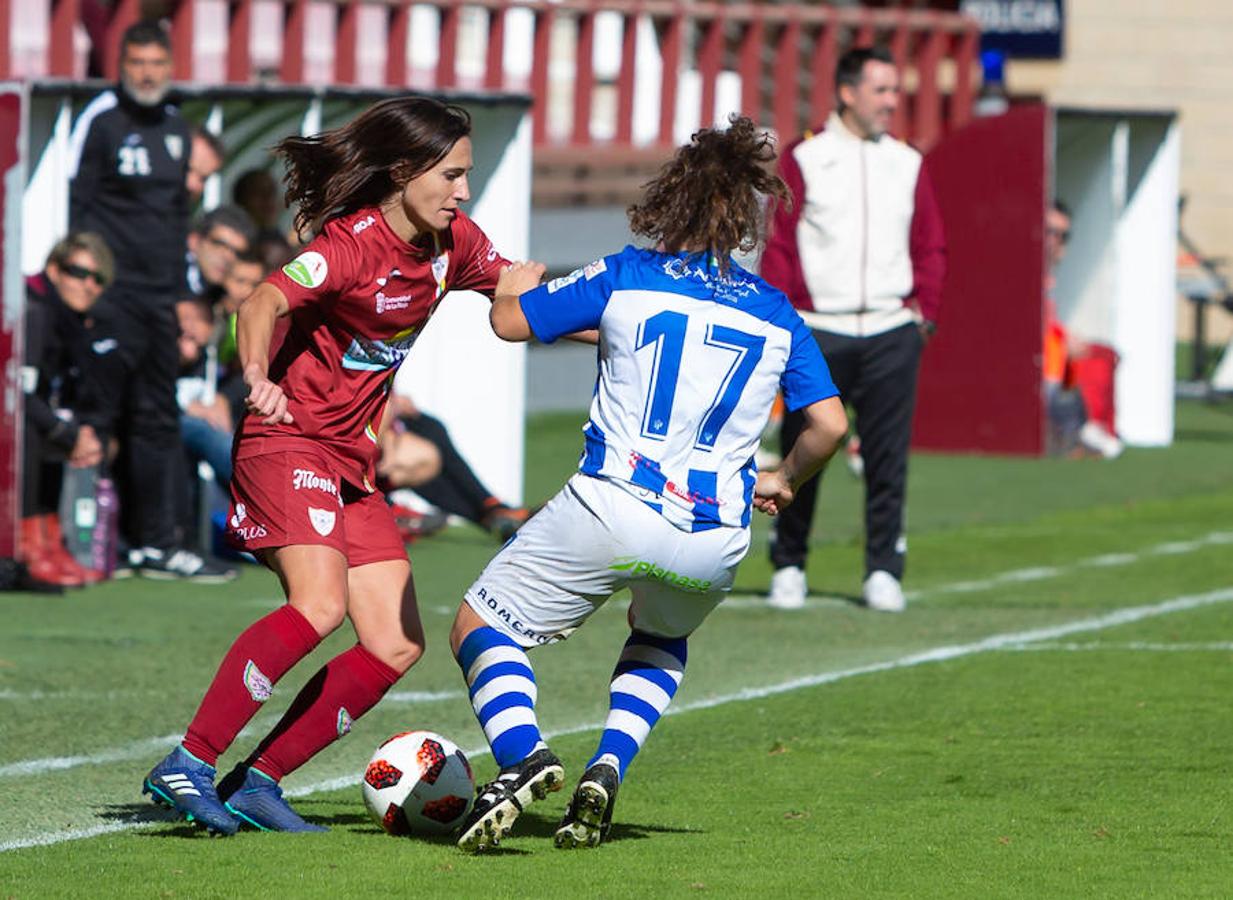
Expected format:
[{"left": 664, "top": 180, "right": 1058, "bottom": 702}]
[
  {"left": 1002, "top": 641, "right": 1233, "bottom": 653},
  {"left": 722, "top": 530, "right": 1233, "bottom": 608},
  {"left": 3, "top": 583, "right": 1230, "bottom": 852},
  {"left": 0, "top": 735, "right": 182, "bottom": 779}
]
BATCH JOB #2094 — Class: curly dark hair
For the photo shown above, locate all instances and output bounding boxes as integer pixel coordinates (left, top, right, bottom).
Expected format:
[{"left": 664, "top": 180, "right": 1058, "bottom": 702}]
[
  {"left": 627, "top": 116, "right": 789, "bottom": 274},
  {"left": 274, "top": 96, "right": 472, "bottom": 238}
]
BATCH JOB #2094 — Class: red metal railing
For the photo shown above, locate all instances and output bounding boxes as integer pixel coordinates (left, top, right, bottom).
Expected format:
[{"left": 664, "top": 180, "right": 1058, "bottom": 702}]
[{"left": 1, "top": 0, "right": 979, "bottom": 151}]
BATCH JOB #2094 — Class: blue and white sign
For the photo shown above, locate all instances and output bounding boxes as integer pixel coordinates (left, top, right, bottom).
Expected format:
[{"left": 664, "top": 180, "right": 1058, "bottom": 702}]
[{"left": 961, "top": 0, "right": 1064, "bottom": 59}]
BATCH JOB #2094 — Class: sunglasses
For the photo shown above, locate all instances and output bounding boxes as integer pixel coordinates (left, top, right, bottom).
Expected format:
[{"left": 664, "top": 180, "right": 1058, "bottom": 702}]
[{"left": 62, "top": 262, "right": 108, "bottom": 286}]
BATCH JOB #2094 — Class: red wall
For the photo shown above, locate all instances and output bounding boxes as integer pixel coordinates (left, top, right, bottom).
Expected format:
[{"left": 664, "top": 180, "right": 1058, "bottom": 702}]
[
  {"left": 0, "top": 89, "right": 20, "bottom": 556},
  {"left": 913, "top": 103, "right": 1049, "bottom": 456}
]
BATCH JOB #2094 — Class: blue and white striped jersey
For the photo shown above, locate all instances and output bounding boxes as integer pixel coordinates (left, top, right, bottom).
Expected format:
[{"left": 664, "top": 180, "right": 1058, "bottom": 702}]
[{"left": 520, "top": 246, "right": 838, "bottom": 531}]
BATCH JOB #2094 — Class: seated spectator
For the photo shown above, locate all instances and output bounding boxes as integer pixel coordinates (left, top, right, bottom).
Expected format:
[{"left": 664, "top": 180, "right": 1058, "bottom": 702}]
[
  {"left": 1043, "top": 201, "right": 1122, "bottom": 458},
  {"left": 186, "top": 127, "right": 224, "bottom": 205},
  {"left": 186, "top": 205, "right": 256, "bottom": 301},
  {"left": 176, "top": 297, "right": 233, "bottom": 487},
  {"left": 380, "top": 395, "right": 531, "bottom": 542},
  {"left": 19, "top": 233, "right": 113, "bottom": 587},
  {"left": 232, "top": 168, "right": 283, "bottom": 239}
]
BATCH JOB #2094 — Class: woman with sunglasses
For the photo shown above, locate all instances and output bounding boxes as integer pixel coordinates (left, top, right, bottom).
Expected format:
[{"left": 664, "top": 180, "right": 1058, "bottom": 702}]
[
  {"left": 20, "top": 232, "right": 113, "bottom": 588},
  {"left": 143, "top": 95, "right": 537, "bottom": 835}
]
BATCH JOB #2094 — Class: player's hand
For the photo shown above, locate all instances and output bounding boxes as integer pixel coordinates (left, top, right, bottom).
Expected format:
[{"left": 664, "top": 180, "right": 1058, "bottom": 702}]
[
  {"left": 753, "top": 470, "right": 795, "bottom": 516},
  {"left": 495, "top": 260, "right": 547, "bottom": 299},
  {"left": 244, "top": 369, "right": 293, "bottom": 425}
]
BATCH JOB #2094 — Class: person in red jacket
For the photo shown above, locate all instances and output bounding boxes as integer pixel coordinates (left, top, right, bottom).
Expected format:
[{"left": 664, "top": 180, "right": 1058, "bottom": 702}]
[
  {"left": 761, "top": 46, "right": 946, "bottom": 613},
  {"left": 142, "top": 96, "right": 527, "bottom": 835}
]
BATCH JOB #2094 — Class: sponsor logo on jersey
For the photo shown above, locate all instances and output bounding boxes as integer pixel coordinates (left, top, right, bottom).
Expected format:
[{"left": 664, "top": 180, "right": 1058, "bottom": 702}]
[
  {"left": 91, "top": 338, "right": 118, "bottom": 355},
  {"left": 283, "top": 251, "right": 328, "bottom": 288},
  {"left": 583, "top": 258, "right": 607, "bottom": 280},
  {"left": 292, "top": 468, "right": 339, "bottom": 498},
  {"left": 472, "top": 586, "right": 558, "bottom": 644},
  {"left": 546, "top": 267, "right": 585, "bottom": 294},
  {"left": 353, "top": 214, "right": 376, "bottom": 234},
  {"left": 309, "top": 506, "right": 337, "bottom": 537},
  {"left": 243, "top": 660, "right": 273, "bottom": 702},
  {"left": 164, "top": 134, "right": 184, "bottom": 160},
  {"left": 609, "top": 556, "right": 714, "bottom": 593},
  {"left": 341, "top": 326, "right": 419, "bottom": 372},
  {"left": 229, "top": 503, "right": 269, "bottom": 539},
  {"left": 374, "top": 269, "right": 414, "bottom": 314},
  {"left": 661, "top": 257, "right": 761, "bottom": 302}
]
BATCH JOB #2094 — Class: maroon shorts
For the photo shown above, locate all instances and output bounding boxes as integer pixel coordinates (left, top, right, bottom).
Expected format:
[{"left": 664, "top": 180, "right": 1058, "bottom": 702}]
[{"left": 227, "top": 448, "right": 406, "bottom": 567}]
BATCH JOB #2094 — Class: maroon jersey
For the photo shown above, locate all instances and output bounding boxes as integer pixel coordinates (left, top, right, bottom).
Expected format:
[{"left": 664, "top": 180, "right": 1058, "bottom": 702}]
[{"left": 237, "top": 207, "right": 509, "bottom": 490}]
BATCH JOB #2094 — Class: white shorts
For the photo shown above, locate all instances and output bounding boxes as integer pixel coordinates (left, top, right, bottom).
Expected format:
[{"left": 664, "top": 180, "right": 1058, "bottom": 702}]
[{"left": 463, "top": 473, "right": 751, "bottom": 647}]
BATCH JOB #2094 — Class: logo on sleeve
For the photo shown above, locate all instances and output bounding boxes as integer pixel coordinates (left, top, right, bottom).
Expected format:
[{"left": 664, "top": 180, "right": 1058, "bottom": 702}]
[
  {"left": 583, "top": 258, "right": 607, "bottom": 279},
  {"left": 546, "top": 267, "right": 585, "bottom": 294},
  {"left": 283, "top": 251, "right": 328, "bottom": 289}
]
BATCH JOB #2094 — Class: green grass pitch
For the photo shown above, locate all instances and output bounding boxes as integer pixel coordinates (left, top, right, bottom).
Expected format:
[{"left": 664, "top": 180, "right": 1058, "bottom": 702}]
[{"left": 1, "top": 400, "right": 1231, "bottom": 897}]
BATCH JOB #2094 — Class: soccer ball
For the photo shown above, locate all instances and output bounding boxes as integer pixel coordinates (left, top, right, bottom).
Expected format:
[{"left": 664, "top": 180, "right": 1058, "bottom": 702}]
[{"left": 362, "top": 731, "right": 475, "bottom": 836}]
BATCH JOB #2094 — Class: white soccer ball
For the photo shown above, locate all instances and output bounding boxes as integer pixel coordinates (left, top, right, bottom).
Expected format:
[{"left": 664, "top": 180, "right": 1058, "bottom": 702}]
[{"left": 362, "top": 730, "right": 475, "bottom": 836}]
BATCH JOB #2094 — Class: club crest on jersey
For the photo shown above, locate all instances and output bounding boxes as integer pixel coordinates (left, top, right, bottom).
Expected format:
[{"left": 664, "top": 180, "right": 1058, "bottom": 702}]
[
  {"left": 308, "top": 507, "right": 337, "bottom": 537},
  {"left": 337, "top": 707, "right": 353, "bottom": 737},
  {"left": 431, "top": 252, "right": 449, "bottom": 300},
  {"left": 283, "top": 251, "right": 328, "bottom": 289},
  {"left": 164, "top": 134, "right": 184, "bottom": 160}
]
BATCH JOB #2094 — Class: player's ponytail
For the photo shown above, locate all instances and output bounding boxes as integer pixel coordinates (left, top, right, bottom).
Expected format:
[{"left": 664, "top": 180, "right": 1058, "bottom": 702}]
[
  {"left": 275, "top": 96, "right": 472, "bottom": 239},
  {"left": 628, "top": 116, "right": 788, "bottom": 275}
]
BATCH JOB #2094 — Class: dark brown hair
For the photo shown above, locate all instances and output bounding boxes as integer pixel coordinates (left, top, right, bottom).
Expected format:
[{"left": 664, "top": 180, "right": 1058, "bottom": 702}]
[
  {"left": 275, "top": 96, "right": 472, "bottom": 238},
  {"left": 47, "top": 231, "right": 115, "bottom": 287},
  {"left": 627, "top": 116, "right": 788, "bottom": 274}
]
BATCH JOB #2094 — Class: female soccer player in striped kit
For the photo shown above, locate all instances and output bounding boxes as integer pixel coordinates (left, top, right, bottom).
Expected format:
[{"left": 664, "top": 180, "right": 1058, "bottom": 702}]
[
  {"left": 451, "top": 117, "right": 851, "bottom": 851},
  {"left": 142, "top": 97, "right": 526, "bottom": 834}
]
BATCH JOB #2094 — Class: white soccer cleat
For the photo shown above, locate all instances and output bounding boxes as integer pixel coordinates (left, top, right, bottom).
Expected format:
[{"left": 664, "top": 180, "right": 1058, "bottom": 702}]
[
  {"left": 767, "top": 566, "right": 807, "bottom": 610},
  {"left": 863, "top": 570, "right": 906, "bottom": 613}
]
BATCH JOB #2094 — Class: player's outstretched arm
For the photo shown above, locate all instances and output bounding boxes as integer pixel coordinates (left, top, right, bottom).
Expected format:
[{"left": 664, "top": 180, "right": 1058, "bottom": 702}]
[
  {"left": 490, "top": 261, "right": 547, "bottom": 341},
  {"left": 754, "top": 396, "right": 847, "bottom": 515},
  {"left": 237, "top": 282, "right": 294, "bottom": 425}
]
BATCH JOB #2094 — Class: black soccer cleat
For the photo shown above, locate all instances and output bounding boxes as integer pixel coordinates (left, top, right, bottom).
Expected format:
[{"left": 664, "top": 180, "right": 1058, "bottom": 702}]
[
  {"left": 455, "top": 748, "right": 564, "bottom": 852},
  {"left": 554, "top": 761, "right": 619, "bottom": 849}
]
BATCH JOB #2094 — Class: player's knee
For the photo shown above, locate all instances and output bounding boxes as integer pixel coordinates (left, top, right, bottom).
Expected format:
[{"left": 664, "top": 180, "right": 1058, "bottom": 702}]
[
  {"left": 292, "top": 593, "right": 348, "bottom": 636},
  {"left": 376, "top": 635, "right": 425, "bottom": 675}
]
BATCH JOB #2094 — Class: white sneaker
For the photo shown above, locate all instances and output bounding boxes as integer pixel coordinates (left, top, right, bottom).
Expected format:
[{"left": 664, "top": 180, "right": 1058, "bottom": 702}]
[
  {"left": 767, "top": 566, "right": 807, "bottom": 610},
  {"left": 863, "top": 570, "right": 905, "bottom": 613},
  {"left": 1079, "top": 422, "right": 1123, "bottom": 459}
]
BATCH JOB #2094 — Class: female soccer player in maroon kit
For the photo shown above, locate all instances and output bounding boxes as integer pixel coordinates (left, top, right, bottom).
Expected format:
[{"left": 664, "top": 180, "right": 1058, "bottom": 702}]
[{"left": 143, "top": 97, "right": 535, "bottom": 834}]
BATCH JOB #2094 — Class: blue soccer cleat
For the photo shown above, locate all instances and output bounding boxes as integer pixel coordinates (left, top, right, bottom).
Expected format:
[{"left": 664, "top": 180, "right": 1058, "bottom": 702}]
[
  {"left": 221, "top": 766, "right": 327, "bottom": 833},
  {"left": 143, "top": 745, "right": 239, "bottom": 836}
]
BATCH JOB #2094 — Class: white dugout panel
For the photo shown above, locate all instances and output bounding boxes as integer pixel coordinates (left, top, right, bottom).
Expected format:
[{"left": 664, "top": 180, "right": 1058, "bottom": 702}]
[{"left": 1052, "top": 109, "right": 1180, "bottom": 447}]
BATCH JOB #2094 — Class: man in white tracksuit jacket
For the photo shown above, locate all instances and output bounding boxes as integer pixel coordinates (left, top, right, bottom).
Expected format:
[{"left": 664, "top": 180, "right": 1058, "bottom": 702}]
[{"left": 761, "top": 46, "right": 946, "bottom": 613}]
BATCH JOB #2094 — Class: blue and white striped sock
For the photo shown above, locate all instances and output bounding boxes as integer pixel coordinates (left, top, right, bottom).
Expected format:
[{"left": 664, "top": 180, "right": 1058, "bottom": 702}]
[
  {"left": 457, "top": 627, "right": 546, "bottom": 768},
  {"left": 588, "top": 631, "right": 687, "bottom": 780}
]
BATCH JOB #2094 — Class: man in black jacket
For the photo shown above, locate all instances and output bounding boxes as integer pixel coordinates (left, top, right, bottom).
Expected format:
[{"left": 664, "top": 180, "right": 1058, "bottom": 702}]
[{"left": 68, "top": 20, "right": 233, "bottom": 582}]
